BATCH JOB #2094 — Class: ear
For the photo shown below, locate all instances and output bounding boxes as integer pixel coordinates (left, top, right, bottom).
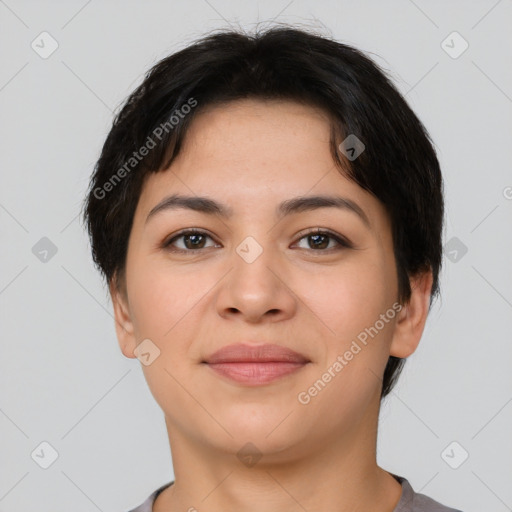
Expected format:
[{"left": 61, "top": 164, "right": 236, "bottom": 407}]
[
  {"left": 109, "top": 277, "right": 137, "bottom": 359},
  {"left": 389, "top": 269, "right": 434, "bottom": 359}
]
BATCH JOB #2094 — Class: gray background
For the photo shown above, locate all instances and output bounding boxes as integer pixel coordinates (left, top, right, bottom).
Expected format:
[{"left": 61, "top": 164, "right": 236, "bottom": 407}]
[{"left": 1, "top": 1, "right": 511, "bottom": 511}]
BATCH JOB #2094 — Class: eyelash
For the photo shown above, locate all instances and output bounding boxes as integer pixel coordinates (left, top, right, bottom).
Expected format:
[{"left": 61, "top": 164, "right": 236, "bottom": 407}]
[{"left": 162, "top": 228, "right": 352, "bottom": 254}]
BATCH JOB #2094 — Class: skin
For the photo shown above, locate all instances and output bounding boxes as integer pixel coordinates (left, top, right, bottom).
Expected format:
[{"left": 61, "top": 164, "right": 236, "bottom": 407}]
[{"left": 110, "top": 99, "right": 433, "bottom": 512}]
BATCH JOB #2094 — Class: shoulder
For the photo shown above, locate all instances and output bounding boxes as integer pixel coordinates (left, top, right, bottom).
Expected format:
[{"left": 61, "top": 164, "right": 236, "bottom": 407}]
[
  {"left": 124, "top": 477, "right": 465, "bottom": 512},
  {"left": 124, "top": 481, "right": 174, "bottom": 512},
  {"left": 393, "top": 474, "right": 464, "bottom": 512}
]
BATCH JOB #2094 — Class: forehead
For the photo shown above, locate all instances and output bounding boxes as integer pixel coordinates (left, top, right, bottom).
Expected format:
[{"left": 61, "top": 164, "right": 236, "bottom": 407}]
[
  {"left": 182, "top": 98, "right": 332, "bottom": 157},
  {"left": 135, "top": 98, "right": 390, "bottom": 233}
]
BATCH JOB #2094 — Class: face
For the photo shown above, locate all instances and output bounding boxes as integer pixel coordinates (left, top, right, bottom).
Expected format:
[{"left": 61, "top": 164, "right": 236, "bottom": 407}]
[{"left": 112, "top": 99, "right": 430, "bottom": 461}]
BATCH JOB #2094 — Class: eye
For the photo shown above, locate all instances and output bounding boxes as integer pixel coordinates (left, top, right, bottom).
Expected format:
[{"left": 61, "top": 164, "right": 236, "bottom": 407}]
[
  {"left": 162, "top": 228, "right": 352, "bottom": 254},
  {"left": 294, "top": 229, "right": 352, "bottom": 251},
  {"left": 163, "top": 229, "right": 219, "bottom": 253}
]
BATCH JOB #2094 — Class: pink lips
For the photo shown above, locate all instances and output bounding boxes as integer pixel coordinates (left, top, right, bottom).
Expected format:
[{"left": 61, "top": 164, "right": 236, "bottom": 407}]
[{"left": 203, "top": 343, "right": 309, "bottom": 386}]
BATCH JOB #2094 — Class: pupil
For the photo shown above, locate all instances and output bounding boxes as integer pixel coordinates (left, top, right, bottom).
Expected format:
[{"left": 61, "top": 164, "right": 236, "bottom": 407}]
[
  {"left": 310, "top": 234, "right": 327, "bottom": 249},
  {"left": 186, "top": 234, "right": 204, "bottom": 249}
]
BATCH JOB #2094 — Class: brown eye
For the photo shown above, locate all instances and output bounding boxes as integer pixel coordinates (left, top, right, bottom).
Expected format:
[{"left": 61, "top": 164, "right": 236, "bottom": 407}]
[
  {"left": 294, "top": 229, "right": 352, "bottom": 251},
  {"left": 164, "top": 230, "right": 218, "bottom": 253}
]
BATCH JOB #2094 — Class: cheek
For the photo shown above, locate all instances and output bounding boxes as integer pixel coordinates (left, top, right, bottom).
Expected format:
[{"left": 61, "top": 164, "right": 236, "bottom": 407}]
[
  {"left": 126, "top": 259, "right": 191, "bottom": 339},
  {"left": 127, "top": 263, "right": 203, "bottom": 413},
  {"left": 300, "top": 258, "right": 391, "bottom": 340}
]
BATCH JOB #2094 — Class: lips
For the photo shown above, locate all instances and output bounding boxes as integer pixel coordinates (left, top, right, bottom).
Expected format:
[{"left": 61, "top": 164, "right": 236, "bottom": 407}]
[
  {"left": 203, "top": 343, "right": 310, "bottom": 386},
  {"left": 204, "top": 343, "right": 309, "bottom": 364}
]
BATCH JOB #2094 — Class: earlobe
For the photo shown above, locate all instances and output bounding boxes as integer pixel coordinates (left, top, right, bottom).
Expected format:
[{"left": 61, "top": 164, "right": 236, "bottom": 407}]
[
  {"left": 389, "top": 270, "right": 434, "bottom": 359},
  {"left": 109, "top": 278, "right": 137, "bottom": 359}
]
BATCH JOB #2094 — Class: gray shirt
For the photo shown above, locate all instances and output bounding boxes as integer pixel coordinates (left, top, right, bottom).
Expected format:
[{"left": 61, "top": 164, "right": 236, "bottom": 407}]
[{"left": 125, "top": 474, "right": 463, "bottom": 511}]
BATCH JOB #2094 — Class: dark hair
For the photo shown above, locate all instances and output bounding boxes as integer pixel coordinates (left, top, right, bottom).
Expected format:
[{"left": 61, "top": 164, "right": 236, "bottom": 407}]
[{"left": 82, "top": 26, "right": 444, "bottom": 400}]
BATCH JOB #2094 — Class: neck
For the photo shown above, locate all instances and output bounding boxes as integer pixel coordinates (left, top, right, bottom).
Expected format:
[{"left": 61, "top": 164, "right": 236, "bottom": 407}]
[{"left": 154, "top": 392, "right": 402, "bottom": 512}]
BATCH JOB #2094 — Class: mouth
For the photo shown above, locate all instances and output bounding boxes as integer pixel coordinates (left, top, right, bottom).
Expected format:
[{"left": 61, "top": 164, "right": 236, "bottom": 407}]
[{"left": 202, "top": 343, "right": 310, "bottom": 386}]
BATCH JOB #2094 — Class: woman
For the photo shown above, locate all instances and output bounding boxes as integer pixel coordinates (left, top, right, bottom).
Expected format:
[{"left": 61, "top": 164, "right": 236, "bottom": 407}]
[{"left": 82, "top": 26, "right": 463, "bottom": 512}]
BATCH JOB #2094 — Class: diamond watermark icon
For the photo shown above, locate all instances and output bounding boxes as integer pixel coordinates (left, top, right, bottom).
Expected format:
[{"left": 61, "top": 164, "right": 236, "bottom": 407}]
[
  {"left": 134, "top": 338, "right": 161, "bottom": 366},
  {"left": 338, "top": 134, "right": 365, "bottom": 161},
  {"left": 32, "top": 237, "right": 58, "bottom": 263},
  {"left": 441, "top": 441, "right": 469, "bottom": 469},
  {"left": 236, "top": 236, "right": 263, "bottom": 264},
  {"left": 444, "top": 236, "right": 468, "bottom": 263},
  {"left": 237, "top": 442, "right": 262, "bottom": 468},
  {"left": 441, "top": 31, "right": 469, "bottom": 59},
  {"left": 31, "top": 441, "right": 59, "bottom": 469},
  {"left": 31, "top": 31, "right": 59, "bottom": 59}
]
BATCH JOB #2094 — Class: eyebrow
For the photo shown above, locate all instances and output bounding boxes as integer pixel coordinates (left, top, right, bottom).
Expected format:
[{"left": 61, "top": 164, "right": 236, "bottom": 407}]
[{"left": 145, "top": 193, "right": 371, "bottom": 228}]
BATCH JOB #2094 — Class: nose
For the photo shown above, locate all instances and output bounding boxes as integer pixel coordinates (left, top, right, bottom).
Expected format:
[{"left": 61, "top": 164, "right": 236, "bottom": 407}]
[{"left": 215, "top": 238, "right": 298, "bottom": 324}]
